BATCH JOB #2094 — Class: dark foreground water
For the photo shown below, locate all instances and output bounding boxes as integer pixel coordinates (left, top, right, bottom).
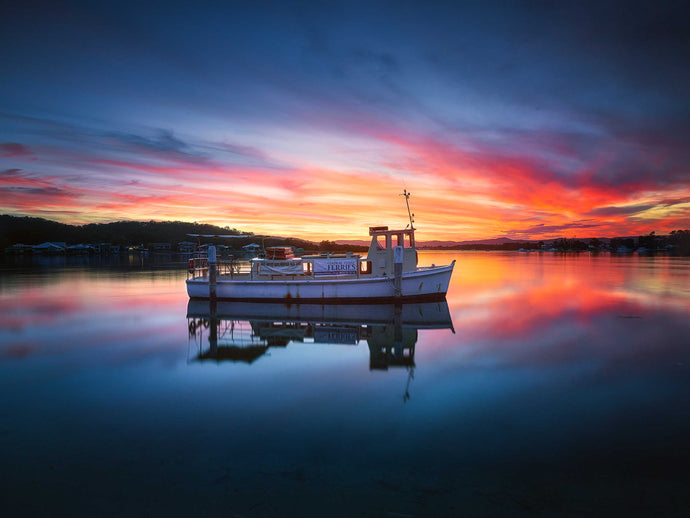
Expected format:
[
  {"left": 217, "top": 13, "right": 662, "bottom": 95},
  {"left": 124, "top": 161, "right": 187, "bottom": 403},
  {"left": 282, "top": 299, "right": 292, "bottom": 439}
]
[{"left": 1, "top": 251, "right": 689, "bottom": 517}]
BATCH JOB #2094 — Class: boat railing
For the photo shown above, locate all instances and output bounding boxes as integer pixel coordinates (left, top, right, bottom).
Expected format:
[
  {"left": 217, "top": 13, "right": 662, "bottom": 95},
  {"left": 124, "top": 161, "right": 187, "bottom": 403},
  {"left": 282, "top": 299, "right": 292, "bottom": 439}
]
[
  {"left": 187, "top": 258, "right": 258, "bottom": 279},
  {"left": 187, "top": 256, "right": 208, "bottom": 278},
  {"left": 187, "top": 253, "right": 399, "bottom": 280},
  {"left": 219, "top": 259, "right": 252, "bottom": 277}
]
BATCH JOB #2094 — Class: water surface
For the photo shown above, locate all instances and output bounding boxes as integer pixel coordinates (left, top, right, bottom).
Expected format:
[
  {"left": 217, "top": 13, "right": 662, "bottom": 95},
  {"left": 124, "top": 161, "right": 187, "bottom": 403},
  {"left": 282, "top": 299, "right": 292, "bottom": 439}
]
[{"left": 1, "top": 252, "right": 689, "bottom": 516}]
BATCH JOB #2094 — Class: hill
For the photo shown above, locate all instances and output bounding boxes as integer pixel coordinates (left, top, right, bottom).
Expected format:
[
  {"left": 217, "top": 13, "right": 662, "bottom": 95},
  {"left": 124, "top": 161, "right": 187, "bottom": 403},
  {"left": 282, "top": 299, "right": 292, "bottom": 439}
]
[{"left": 0, "top": 215, "right": 319, "bottom": 251}]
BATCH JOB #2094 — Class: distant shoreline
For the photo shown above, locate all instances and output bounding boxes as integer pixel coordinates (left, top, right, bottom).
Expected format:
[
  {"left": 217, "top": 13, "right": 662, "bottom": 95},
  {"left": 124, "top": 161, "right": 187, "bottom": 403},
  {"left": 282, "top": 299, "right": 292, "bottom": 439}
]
[{"left": 2, "top": 214, "right": 689, "bottom": 255}]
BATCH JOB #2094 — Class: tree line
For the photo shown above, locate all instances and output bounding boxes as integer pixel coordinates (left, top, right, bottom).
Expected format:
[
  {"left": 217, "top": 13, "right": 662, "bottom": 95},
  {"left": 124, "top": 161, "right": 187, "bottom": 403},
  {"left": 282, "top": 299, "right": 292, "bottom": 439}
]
[
  {"left": 0, "top": 215, "right": 320, "bottom": 252},
  {"left": 0, "top": 215, "right": 237, "bottom": 249}
]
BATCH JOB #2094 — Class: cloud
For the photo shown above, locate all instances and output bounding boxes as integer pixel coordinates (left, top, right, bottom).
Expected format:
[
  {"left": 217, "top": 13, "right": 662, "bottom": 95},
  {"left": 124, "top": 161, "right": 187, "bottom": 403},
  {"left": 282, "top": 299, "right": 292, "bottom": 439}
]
[
  {"left": 588, "top": 204, "right": 657, "bottom": 217},
  {"left": 1, "top": 186, "right": 78, "bottom": 197},
  {"left": 659, "top": 196, "right": 690, "bottom": 206},
  {"left": 0, "top": 168, "right": 50, "bottom": 188},
  {"left": 111, "top": 130, "right": 190, "bottom": 153},
  {"left": 108, "top": 129, "right": 212, "bottom": 165},
  {"left": 504, "top": 221, "right": 601, "bottom": 239},
  {"left": 216, "top": 142, "right": 270, "bottom": 162},
  {"left": 0, "top": 143, "right": 32, "bottom": 158}
]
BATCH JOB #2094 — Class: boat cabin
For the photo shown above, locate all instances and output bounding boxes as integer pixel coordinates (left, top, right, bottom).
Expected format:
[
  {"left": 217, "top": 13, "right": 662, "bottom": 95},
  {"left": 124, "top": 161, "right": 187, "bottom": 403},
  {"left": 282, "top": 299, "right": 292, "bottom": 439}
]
[
  {"left": 366, "top": 226, "right": 418, "bottom": 277},
  {"left": 188, "top": 226, "right": 419, "bottom": 281}
]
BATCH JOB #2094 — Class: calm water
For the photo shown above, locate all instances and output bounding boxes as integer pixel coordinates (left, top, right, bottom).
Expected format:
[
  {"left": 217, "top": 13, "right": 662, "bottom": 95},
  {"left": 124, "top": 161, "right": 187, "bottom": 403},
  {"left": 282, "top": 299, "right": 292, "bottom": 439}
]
[{"left": 1, "top": 251, "right": 689, "bottom": 517}]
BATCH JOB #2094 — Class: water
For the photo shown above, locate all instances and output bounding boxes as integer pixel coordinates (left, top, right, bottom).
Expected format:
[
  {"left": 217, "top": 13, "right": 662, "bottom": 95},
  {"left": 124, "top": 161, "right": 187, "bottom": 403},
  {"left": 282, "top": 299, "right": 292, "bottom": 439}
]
[{"left": 1, "top": 251, "right": 689, "bottom": 516}]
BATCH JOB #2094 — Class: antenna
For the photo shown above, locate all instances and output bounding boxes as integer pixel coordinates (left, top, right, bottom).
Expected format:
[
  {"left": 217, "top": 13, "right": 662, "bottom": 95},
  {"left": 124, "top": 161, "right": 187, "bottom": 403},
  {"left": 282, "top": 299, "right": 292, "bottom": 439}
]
[{"left": 399, "top": 189, "right": 415, "bottom": 229}]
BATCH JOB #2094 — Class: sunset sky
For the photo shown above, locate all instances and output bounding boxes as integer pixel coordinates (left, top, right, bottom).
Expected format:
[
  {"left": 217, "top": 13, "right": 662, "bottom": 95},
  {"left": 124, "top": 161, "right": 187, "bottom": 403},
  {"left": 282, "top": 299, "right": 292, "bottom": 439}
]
[{"left": 1, "top": 1, "right": 688, "bottom": 241}]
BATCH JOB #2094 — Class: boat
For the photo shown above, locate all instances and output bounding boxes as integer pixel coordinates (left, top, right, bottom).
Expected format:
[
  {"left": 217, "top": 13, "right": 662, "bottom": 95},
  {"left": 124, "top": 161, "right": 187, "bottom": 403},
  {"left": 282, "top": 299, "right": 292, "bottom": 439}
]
[{"left": 186, "top": 191, "right": 455, "bottom": 302}]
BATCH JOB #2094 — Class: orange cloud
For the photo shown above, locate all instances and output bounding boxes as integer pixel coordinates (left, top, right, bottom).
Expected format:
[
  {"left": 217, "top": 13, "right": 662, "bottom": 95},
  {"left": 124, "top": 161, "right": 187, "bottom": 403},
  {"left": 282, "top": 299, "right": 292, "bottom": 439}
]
[{"left": 2, "top": 117, "right": 688, "bottom": 242}]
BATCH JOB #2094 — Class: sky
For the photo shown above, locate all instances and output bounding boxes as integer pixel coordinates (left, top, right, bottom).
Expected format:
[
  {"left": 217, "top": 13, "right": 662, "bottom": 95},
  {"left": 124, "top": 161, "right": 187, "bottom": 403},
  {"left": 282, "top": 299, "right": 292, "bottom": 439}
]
[{"left": 1, "top": 0, "right": 689, "bottom": 241}]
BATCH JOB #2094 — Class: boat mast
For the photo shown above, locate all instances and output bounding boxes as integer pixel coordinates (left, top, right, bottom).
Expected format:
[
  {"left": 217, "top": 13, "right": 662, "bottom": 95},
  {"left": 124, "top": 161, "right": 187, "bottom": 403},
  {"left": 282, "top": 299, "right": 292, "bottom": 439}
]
[{"left": 400, "top": 189, "right": 415, "bottom": 230}]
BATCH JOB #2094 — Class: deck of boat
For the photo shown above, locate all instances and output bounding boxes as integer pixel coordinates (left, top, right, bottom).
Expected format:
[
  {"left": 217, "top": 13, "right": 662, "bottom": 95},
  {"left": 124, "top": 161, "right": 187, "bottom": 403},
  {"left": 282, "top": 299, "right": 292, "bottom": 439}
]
[{"left": 205, "top": 272, "right": 365, "bottom": 282}]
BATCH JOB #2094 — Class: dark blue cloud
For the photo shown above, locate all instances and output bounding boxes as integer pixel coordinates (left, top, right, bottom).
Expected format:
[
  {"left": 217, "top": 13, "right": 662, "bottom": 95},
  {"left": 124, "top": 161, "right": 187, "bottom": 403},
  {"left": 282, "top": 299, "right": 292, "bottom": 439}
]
[
  {"left": 0, "top": 185, "right": 79, "bottom": 197},
  {"left": 110, "top": 130, "right": 190, "bottom": 154},
  {"left": 0, "top": 143, "right": 33, "bottom": 158},
  {"left": 3, "top": 1, "right": 687, "bottom": 129}
]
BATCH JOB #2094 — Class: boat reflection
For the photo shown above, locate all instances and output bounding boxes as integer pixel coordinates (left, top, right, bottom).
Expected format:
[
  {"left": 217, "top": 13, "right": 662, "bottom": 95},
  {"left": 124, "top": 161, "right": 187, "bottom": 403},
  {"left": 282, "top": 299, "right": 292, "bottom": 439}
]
[{"left": 187, "top": 300, "right": 454, "bottom": 371}]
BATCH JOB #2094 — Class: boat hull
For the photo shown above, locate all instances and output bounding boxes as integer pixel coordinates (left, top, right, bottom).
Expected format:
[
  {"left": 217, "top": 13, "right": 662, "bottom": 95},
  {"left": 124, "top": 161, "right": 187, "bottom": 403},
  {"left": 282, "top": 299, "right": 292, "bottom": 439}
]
[{"left": 186, "top": 262, "right": 455, "bottom": 302}]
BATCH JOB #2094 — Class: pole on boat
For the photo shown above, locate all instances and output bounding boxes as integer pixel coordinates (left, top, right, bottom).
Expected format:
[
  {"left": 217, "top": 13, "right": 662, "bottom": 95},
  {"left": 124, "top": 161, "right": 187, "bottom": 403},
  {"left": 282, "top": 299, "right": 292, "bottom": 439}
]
[
  {"left": 394, "top": 245, "right": 403, "bottom": 297},
  {"left": 208, "top": 245, "right": 217, "bottom": 301},
  {"left": 400, "top": 189, "right": 414, "bottom": 230}
]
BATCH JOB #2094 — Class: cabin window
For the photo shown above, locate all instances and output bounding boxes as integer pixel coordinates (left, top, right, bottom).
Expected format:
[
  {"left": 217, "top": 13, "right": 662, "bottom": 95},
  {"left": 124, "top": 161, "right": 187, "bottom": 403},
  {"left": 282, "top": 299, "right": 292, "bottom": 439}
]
[
  {"left": 394, "top": 234, "right": 406, "bottom": 247},
  {"left": 376, "top": 235, "right": 387, "bottom": 250},
  {"left": 359, "top": 261, "right": 372, "bottom": 274},
  {"left": 404, "top": 233, "right": 411, "bottom": 248}
]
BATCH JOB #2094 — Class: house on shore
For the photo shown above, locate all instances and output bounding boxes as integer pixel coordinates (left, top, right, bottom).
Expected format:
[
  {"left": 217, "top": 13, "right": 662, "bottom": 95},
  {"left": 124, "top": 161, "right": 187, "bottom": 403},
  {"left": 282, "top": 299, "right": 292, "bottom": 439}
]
[
  {"left": 33, "top": 242, "right": 66, "bottom": 254},
  {"left": 66, "top": 244, "right": 94, "bottom": 254},
  {"left": 152, "top": 242, "right": 171, "bottom": 252},
  {"left": 94, "top": 243, "right": 120, "bottom": 254},
  {"left": 178, "top": 241, "right": 196, "bottom": 253},
  {"left": 4, "top": 244, "right": 34, "bottom": 254}
]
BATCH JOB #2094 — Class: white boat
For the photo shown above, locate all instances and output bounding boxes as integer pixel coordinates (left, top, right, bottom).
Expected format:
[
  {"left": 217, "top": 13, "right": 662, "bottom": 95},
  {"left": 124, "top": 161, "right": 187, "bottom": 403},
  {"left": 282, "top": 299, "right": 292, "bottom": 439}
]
[{"left": 186, "top": 192, "right": 455, "bottom": 302}]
